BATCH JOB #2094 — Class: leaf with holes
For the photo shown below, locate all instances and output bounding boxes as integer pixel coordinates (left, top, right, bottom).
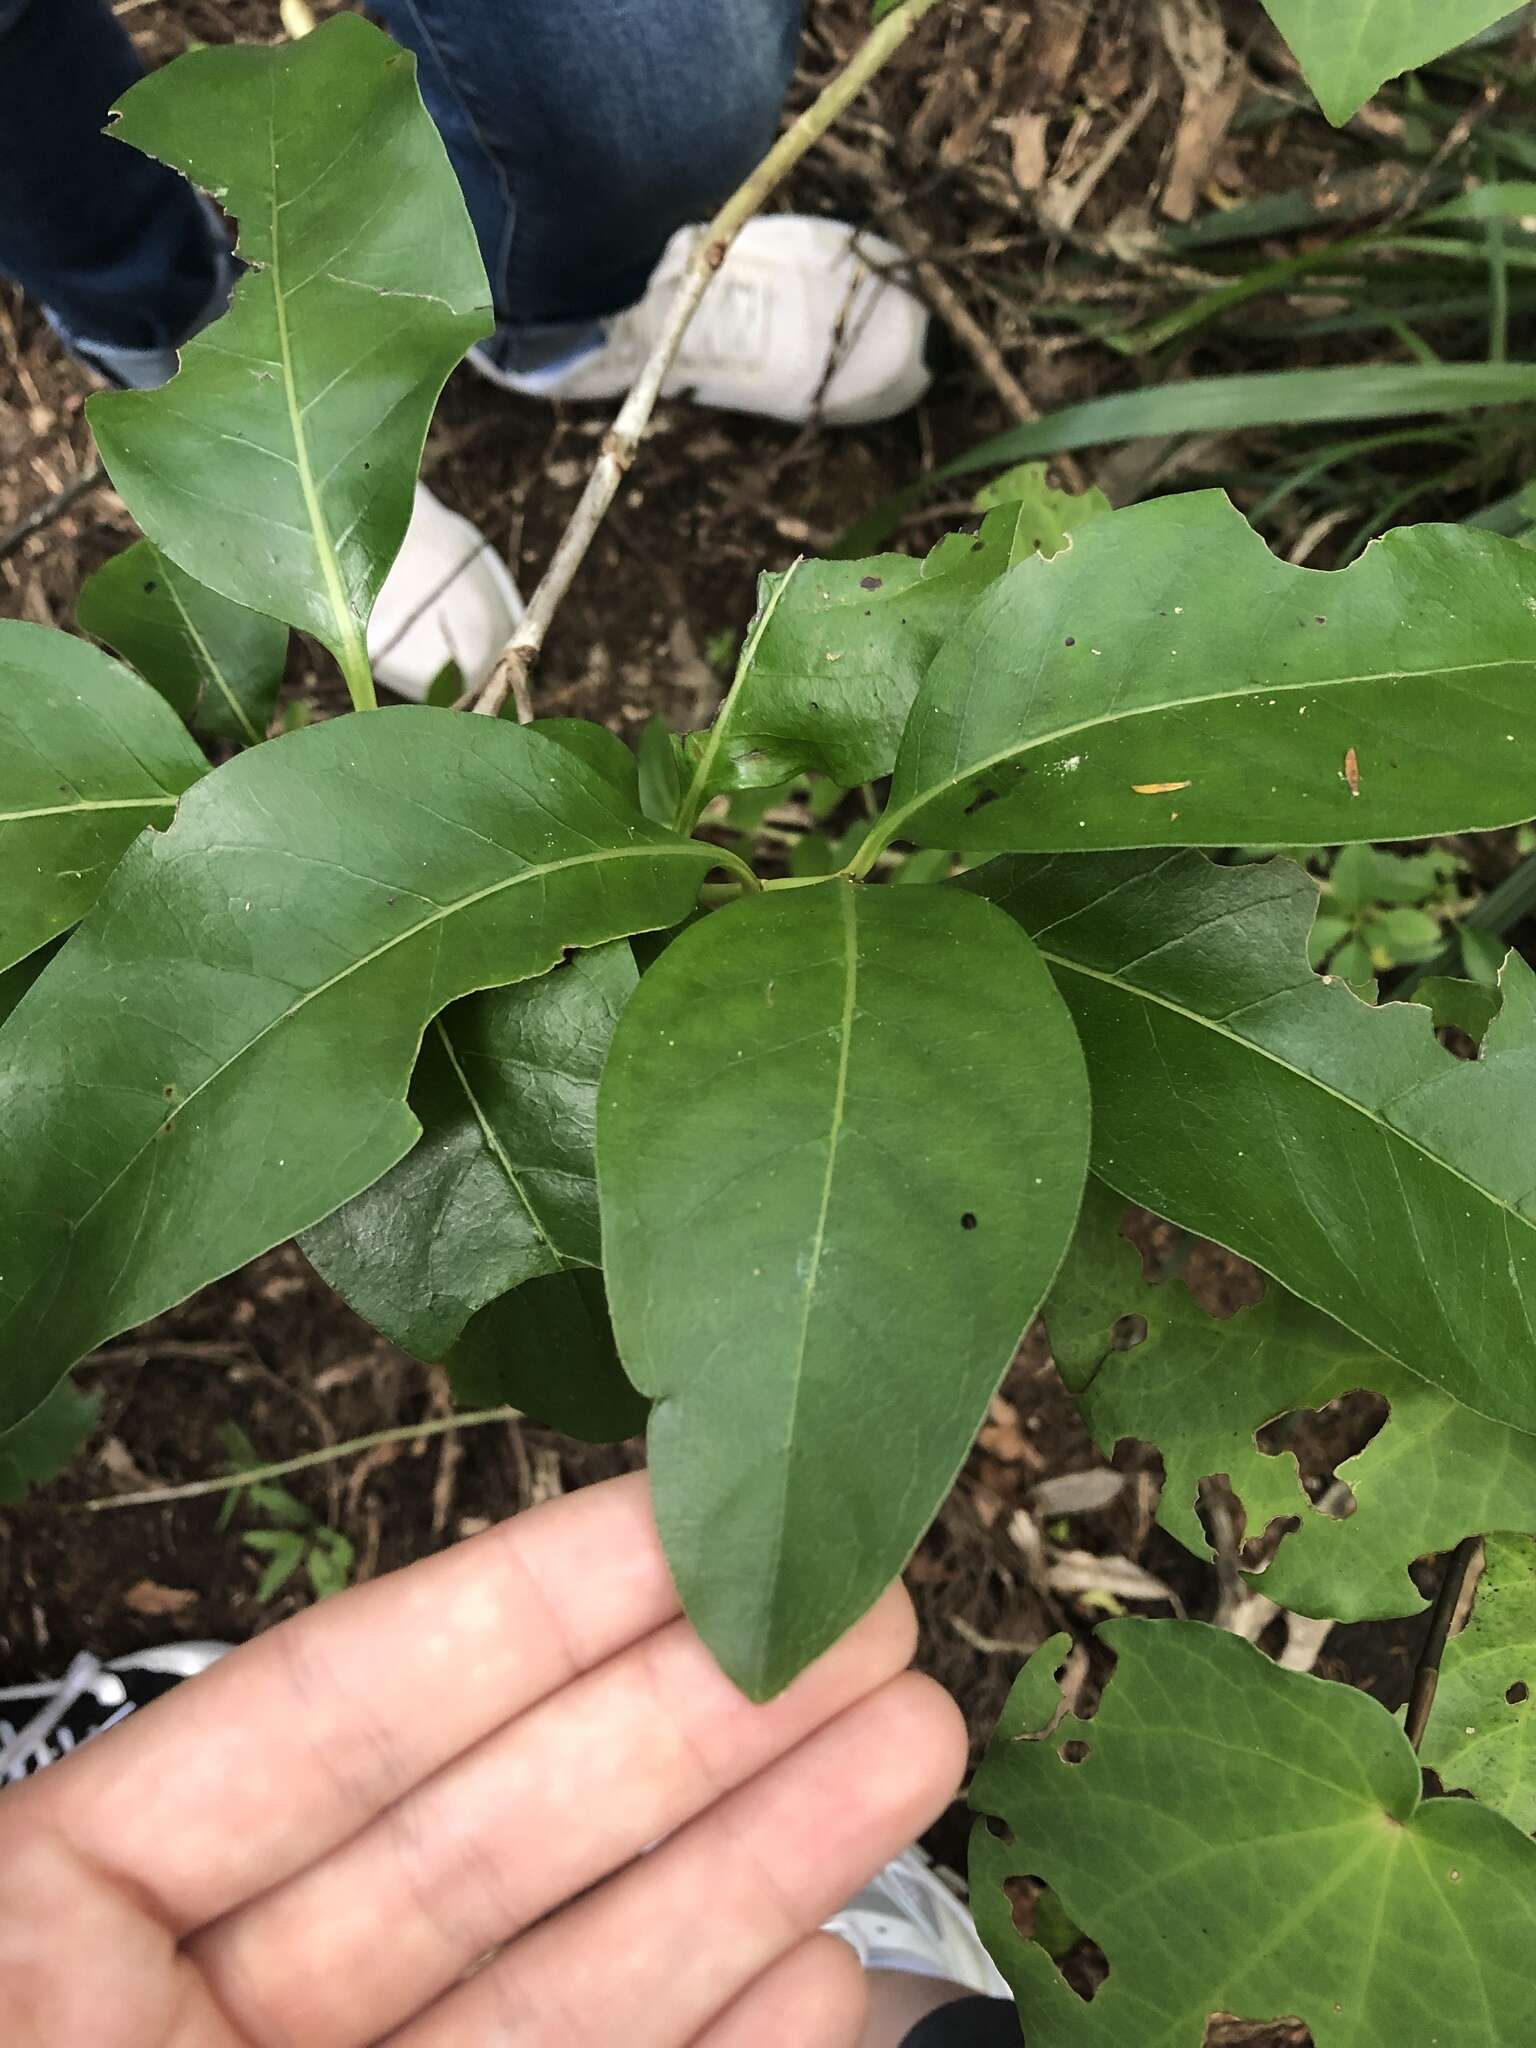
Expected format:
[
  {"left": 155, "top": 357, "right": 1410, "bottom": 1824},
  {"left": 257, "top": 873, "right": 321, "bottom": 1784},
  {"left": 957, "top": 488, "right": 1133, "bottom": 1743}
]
[
  {"left": 78, "top": 539, "right": 288, "bottom": 745},
  {"left": 304, "top": 940, "right": 635, "bottom": 1360},
  {"left": 874, "top": 494, "right": 1536, "bottom": 858},
  {"left": 967, "top": 848, "right": 1536, "bottom": 1437},
  {"left": 684, "top": 488, "right": 1102, "bottom": 804},
  {"left": 598, "top": 880, "right": 1090, "bottom": 1697},
  {"left": 1423, "top": 1535, "right": 1536, "bottom": 1832},
  {"left": 1046, "top": 1180, "right": 1536, "bottom": 1621},
  {"left": 87, "top": 13, "right": 490, "bottom": 704},
  {"left": 447, "top": 1269, "right": 649, "bottom": 1444},
  {"left": 1260, "top": 0, "right": 1517, "bottom": 125},
  {"left": 971, "top": 1618, "right": 1536, "bottom": 2044},
  {"left": 975, "top": 460, "right": 1112, "bottom": 560},
  {"left": 0, "top": 620, "right": 208, "bottom": 976},
  {"left": 0, "top": 709, "right": 717, "bottom": 1438}
]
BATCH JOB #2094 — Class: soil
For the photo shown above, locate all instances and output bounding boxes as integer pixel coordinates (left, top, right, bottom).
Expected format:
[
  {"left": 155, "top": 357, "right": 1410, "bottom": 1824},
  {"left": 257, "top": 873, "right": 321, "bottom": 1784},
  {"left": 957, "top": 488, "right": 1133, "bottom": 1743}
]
[{"left": 2, "top": 5, "right": 1526, "bottom": 2041}]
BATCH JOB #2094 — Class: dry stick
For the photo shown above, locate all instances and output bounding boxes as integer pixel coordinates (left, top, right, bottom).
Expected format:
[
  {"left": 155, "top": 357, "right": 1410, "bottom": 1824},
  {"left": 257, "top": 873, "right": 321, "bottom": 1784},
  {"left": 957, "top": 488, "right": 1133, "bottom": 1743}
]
[
  {"left": 470, "top": 0, "right": 947, "bottom": 722},
  {"left": 77, "top": 1404, "right": 522, "bottom": 1513},
  {"left": 1404, "top": 1534, "right": 1482, "bottom": 1753},
  {"left": 0, "top": 463, "right": 107, "bottom": 567}
]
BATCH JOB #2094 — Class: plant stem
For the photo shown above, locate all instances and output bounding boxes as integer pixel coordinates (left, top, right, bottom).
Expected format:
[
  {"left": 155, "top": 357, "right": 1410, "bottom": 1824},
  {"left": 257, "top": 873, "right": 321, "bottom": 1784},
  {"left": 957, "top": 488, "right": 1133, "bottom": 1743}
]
[
  {"left": 339, "top": 639, "right": 378, "bottom": 713},
  {"left": 77, "top": 1405, "right": 521, "bottom": 1513},
  {"left": 1404, "top": 1534, "right": 1481, "bottom": 1752},
  {"left": 469, "top": 0, "right": 946, "bottom": 722},
  {"left": 0, "top": 464, "right": 107, "bottom": 565}
]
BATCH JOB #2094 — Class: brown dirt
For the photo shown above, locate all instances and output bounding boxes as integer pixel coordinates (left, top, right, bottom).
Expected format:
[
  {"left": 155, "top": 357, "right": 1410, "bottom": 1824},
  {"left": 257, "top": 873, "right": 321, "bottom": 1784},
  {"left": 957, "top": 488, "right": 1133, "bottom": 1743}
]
[{"left": 4, "top": 7, "right": 1524, "bottom": 2041}]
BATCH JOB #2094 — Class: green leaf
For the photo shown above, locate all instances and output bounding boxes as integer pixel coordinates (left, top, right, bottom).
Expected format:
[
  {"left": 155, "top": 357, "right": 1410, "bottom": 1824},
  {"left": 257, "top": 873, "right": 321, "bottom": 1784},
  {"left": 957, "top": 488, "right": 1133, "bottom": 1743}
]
[
  {"left": 970, "top": 1618, "right": 1536, "bottom": 2044},
  {"left": 1409, "top": 975, "right": 1500, "bottom": 1043},
  {"left": 447, "top": 1269, "right": 650, "bottom": 1443},
  {"left": 529, "top": 718, "right": 641, "bottom": 804},
  {"left": 1260, "top": 0, "right": 1517, "bottom": 125},
  {"left": 77, "top": 539, "right": 288, "bottom": 745},
  {"left": 873, "top": 494, "right": 1536, "bottom": 857},
  {"left": 974, "top": 460, "right": 1112, "bottom": 562},
  {"left": 686, "top": 510, "right": 1049, "bottom": 801},
  {"left": 0, "top": 1379, "right": 100, "bottom": 1506},
  {"left": 965, "top": 848, "right": 1536, "bottom": 1436},
  {"left": 637, "top": 714, "right": 684, "bottom": 824},
  {"left": 1046, "top": 1181, "right": 1536, "bottom": 1621},
  {"left": 1423, "top": 1535, "right": 1536, "bottom": 1831},
  {"left": 87, "top": 15, "right": 491, "bottom": 706},
  {"left": 0, "top": 708, "right": 716, "bottom": 1436},
  {"left": 0, "top": 620, "right": 208, "bottom": 976},
  {"left": 598, "top": 880, "right": 1090, "bottom": 1697},
  {"left": 304, "top": 941, "right": 635, "bottom": 1359},
  {"left": 1368, "top": 906, "right": 1444, "bottom": 962}
]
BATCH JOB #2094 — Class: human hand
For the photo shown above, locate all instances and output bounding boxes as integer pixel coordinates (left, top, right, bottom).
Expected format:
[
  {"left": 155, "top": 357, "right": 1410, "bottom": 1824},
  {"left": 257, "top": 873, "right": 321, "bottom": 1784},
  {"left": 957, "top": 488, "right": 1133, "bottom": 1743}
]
[{"left": 2, "top": 1471, "right": 964, "bottom": 2045}]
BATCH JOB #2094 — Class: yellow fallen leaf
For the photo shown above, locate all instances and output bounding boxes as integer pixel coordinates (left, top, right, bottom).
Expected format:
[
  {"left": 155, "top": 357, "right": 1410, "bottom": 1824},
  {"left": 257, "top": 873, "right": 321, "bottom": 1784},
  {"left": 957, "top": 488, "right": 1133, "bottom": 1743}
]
[{"left": 1131, "top": 780, "right": 1192, "bottom": 795}]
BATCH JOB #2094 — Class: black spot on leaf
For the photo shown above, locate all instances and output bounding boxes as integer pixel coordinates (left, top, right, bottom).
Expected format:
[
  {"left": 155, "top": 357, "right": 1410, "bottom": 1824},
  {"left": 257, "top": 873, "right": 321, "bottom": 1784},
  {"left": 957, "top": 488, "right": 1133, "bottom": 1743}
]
[
  {"left": 961, "top": 1211, "right": 978, "bottom": 1230},
  {"left": 859, "top": 574, "right": 883, "bottom": 590}
]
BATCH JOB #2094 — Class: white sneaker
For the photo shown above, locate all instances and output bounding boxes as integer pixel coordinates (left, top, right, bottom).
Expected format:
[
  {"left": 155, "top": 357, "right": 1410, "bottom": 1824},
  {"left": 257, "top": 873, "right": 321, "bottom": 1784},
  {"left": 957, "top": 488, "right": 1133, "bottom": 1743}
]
[
  {"left": 468, "top": 216, "right": 933, "bottom": 427},
  {"left": 368, "top": 483, "right": 523, "bottom": 702},
  {"left": 822, "top": 1844, "right": 1012, "bottom": 1997}
]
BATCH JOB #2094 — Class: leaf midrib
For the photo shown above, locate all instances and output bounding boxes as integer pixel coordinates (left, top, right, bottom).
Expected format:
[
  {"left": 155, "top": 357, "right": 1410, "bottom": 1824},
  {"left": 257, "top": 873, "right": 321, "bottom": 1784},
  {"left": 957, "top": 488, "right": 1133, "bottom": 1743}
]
[
  {"left": 434, "top": 1014, "right": 564, "bottom": 1269},
  {"left": 164, "top": 564, "right": 262, "bottom": 745},
  {"left": 882, "top": 651, "right": 1531, "bottom": 846},
  {"left": 0, "top": 795, "right": 179, "bottom": 825},
  {"left": 25, "top": 839, "right": 708, "bottom": 1296}
]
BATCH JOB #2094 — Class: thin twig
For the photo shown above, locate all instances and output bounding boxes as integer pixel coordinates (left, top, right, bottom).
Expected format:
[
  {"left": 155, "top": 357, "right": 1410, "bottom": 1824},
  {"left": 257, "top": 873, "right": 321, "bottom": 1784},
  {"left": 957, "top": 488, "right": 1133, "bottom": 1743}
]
[
  {"left": 469, "top": 0, "right": 947, "bottom": 720},
  {"left": 77, "top": 1405, "right": 522, "bottom": 1512},
  {"left": 1405, "top": 1535, "right": 1481, "bottom": 1752},
  {"left": 0, "top": 464, "right": 107, "bottom": 566}
]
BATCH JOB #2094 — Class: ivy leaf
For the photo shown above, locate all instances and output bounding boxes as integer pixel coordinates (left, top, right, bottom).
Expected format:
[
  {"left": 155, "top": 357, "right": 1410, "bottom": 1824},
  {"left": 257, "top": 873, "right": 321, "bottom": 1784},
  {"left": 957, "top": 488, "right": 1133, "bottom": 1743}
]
[
  {"left": 447, "top": 1269, "right": 649, "bottom": 1444},
  {"left": 1423, "top": 1535, "right": 1536, "bottom": 1832},
  {"left": 77, "top": 540, "right": 288, "bottom": 745},
  {"left": 970, "top": 1618, "right": 1536, "bottom": 2044},
  {"left": 1046, "top": 1181, "right": 1536, "bottom": 1621},
  {"left": 0, "top": 709, "right": 716, "bottom": 1436},
  {"left": 1260, "top": 0, "right": 1517, "bottom": 125},
  {"left": 0, "top": 620, "right": 207, "bottom": 976},
  {"left": 599, "top": 881, "right": 1090, "bottom": 1698},
  {"left": 967, "top": 848, "right": 1536, "bottom": 1437},
  {"left": 304, "top": 941, "right": 635, "bottom": 1360},
  {"left": 686, "top": 500, "right": 1082, "bottom": 800},
  {"left": 87, "top": 15, "right": 491, "bottom": 704},
  {"left": 0, "top": 1379, "right": 100, "bottom": 1506},
  {"left": 879, "top": 494, "right": 1536, "bottom": 856}
]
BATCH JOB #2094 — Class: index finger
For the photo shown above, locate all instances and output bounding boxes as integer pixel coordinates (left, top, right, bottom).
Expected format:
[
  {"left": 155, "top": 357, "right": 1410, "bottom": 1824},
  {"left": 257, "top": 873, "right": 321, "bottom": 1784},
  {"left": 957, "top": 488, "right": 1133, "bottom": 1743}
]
[{"left": 5, "top": 1470, "right": 679, "bottom": 1932}]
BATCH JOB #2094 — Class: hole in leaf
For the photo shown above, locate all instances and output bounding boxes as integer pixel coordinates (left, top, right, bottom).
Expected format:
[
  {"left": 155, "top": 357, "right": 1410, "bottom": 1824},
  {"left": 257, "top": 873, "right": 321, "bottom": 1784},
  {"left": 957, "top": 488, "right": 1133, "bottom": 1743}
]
[
  {"left": 859, "top": 574, "right": 883, "bottom": 590},
  {"left": 961, "top": 1212, "right": 978, "bottom": 1231},
  {"left": 1255, "top": 1388, "right": 1389, "bottom": 1508},
  {"left": 1064, "top": 635, "right": 1076, "bottom": 646},
  {"left": 1058, "top": 1738, "right": 1091, "bottom": 1765},
  {"left": 1508, "top": 1682, "right": 1530, "bottom": 1706},
  {"left": 985, "top": 1814, "right": 1014, "bottom": 1843},
  {"left": 1111, "top": 1311, "right": 1146, "bottom": 1351},
  {"left": 1202, "top": 2015, "right": 1307, "bottom": 2046}
]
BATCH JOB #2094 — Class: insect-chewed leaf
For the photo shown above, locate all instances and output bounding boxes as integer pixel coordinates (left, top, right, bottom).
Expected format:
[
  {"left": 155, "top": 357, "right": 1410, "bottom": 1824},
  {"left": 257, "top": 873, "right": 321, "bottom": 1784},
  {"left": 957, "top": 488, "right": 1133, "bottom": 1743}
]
[
  {"left": 598, "top": 880, "right": 1090, "bottom": 1699},
  {"left": 0, "top": 1378, "right": 100, "bottom": 1506},
  {"left": 0, "top": 710, "right": 716, "bottom": 1436},
  {"left": 447, "top": 1269, "right": 649, "bottom": 1444},
  {"left": 686, "top": 502, "right": 1064, "bottom": 802},
  {"left": 0, "top": 620, "right": 208, "bottom": 976},
  {"left": 1047, "top": 1181, "right": 1536, "bottom": 1622},
  {"left": 1422, "top": 1535, "right": 1536, "bottom": 1833},
  {"left": 78, "top": 540, "right": 288, "bottom": 745},
  {"left": 304, "top": 941, "right": 635, "bottom": 1360},
  {"left": 974, "top": 460, "right": 1111, "bottom": 560},
  {"left": 87, "top": 14, "right": 491, "bottom": 698},
  {"left": 1260, "top": 0, "right": 1517, "bottom": 125},
  {"left": 970, "top": 1618, "right": 1536, "bottom": 2044},
  {"left": 967, "top": 848, "right": 1536, "bottom": 1437},
  {"left": 876, "top": 493, "right": 1536, "bottom": 856}
]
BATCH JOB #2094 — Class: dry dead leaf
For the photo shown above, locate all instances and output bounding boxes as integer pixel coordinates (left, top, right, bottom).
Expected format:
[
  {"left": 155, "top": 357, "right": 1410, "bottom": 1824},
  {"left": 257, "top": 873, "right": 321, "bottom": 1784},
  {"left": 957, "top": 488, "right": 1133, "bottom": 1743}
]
[
  {"left": 123, "top": 1579, "right": 199, "bottom": 1618},
  {"left": 1157, "top": 0, "right": 1244, "bottom": 223}
]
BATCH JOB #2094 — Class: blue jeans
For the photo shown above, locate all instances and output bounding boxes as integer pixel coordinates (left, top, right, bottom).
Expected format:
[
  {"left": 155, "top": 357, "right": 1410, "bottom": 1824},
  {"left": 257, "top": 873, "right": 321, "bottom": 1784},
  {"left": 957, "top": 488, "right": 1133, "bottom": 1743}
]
[{"left": 0, "top": 0, "right": 800, "bottom": 369}]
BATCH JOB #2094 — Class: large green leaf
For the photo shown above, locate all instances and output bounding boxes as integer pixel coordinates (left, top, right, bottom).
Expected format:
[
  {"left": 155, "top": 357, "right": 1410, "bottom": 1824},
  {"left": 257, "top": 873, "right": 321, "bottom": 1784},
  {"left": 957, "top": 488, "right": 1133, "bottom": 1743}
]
[
  {"left": 0, "top": 1378, "right": 100, "bottom": 1506},
  {"left": 447, "top": 1270, "right": 649, "bottom": 1444},
  {"left": 598, "top": 880, "right": 1090, "bottom": 1698},
  {"left": 1423, "top": 1535, "right": 1536, "bottom": 1832},
  {"left": 1047, "top": 1181, "right": 1536, "bottom": 1621},
  {"left": 1261, "top": 0, "right": 1516, "bottom": 125},
  {"left": 304, "top": 941, "right": 635, "bottom": 1359},
  {"left": 78, "top": 539, "right": 288, "bottom": 745},
  {"left": 869, "top": 494, "right": 1536, "bottom": 858},
  {"left": 0, "top": 709, "right": 716, "bottom": 1437},
  {"left": 684, "top": 490, "right": 1102, "bottom": 805},
  {"left": 0, "top": 620, "right": 207, "bottom": 976},
  {"left": 966, "top": 848, "right": 1536, "bottom": 1435},
  {"left": 87, "top": 15, "right": 491, "bottom": 706},
  {"left": 970, "top": 1619, "right": 1536, "bottom": 2045}
]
